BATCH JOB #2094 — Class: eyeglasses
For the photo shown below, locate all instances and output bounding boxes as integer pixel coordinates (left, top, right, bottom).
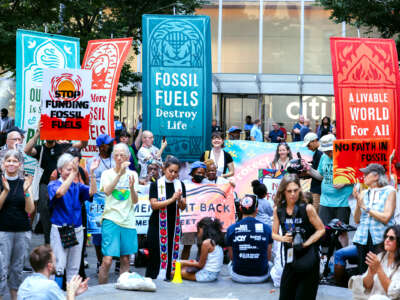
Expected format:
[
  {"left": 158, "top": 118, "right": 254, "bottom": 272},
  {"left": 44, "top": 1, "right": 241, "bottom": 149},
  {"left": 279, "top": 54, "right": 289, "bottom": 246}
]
[{"left": 384, "top": 235, "right": 396, "bottom": 242}]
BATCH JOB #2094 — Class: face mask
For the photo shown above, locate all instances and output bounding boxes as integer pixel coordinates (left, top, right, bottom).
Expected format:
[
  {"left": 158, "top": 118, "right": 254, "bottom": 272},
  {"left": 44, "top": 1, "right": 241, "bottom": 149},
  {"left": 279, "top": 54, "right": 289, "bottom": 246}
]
[{"left": 193, "top": 175, "right": 205, "bottom": 183}]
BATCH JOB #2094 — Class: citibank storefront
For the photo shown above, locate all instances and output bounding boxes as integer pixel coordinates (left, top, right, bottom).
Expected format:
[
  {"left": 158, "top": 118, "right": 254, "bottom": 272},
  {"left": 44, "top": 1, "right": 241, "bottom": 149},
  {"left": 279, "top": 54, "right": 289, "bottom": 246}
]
[{"left": 117, "top": 0, "right": 378, "bottom": 138}]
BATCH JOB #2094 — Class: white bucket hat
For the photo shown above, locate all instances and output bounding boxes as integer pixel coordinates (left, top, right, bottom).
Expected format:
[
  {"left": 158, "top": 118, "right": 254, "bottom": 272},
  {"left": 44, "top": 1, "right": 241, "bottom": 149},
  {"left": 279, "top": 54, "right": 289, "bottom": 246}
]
[{"left": 318, "top": 134, "right": 336, "bottom": 152}]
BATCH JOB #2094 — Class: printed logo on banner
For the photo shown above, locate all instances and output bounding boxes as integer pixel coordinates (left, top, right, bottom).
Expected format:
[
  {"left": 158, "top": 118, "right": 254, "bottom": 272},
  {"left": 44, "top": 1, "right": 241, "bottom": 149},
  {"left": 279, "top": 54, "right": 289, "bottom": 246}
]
[
  {"left": 81, "top": 38, "right": 132, "bottom": 158},
  {"left": 143, "top": 15, "right": 212, "bottom": 161}
]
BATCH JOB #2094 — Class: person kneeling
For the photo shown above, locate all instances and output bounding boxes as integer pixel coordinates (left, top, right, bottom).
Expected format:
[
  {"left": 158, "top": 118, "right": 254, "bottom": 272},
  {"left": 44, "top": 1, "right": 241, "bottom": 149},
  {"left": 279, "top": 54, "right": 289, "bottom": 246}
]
[
  {"left": 226, "top": 195, "right": 273, "bottom": 283},
  {"left": 181, "top": 217, "right": 224, "bottom": 282}
]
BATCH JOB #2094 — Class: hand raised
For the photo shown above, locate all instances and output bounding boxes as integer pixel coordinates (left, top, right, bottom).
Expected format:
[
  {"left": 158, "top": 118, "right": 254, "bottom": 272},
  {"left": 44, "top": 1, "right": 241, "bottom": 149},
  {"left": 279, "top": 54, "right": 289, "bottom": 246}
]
[
  {"left": 90, "top": 158, "right": 100, "bottom": 173},
  {"left": 129, "top": 175, "right": 135, "bottom": 189}
]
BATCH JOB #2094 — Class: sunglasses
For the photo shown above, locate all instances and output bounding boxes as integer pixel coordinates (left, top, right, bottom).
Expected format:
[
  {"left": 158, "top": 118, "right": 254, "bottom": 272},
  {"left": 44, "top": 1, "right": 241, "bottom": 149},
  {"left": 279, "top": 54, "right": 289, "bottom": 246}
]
[{"left": 385, "top": 235, "right": 397, "bottom": 242}]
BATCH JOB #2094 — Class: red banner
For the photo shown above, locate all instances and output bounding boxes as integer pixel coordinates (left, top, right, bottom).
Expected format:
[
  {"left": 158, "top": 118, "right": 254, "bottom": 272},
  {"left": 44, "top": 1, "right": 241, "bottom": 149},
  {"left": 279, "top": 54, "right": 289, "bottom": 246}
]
[
  {"left": 330, "top": 38, "right": 400, "bottom": 161},
  {"left": 333, "top": 138, "right": 391, "bottom": 184},
  {"left": 81, "top": 38, "right": 132, "bottom": 157}
]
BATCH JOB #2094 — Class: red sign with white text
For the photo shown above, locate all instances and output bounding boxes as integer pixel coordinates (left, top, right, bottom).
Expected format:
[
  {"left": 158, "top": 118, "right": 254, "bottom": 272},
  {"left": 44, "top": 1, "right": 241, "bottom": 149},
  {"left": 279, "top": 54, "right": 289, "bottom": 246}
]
[
  {"left": 330, "top": 38, "right": 400, "bottom": 161},
  {"left": 81, "top": 38, "right": 132, "bottom": 157}
]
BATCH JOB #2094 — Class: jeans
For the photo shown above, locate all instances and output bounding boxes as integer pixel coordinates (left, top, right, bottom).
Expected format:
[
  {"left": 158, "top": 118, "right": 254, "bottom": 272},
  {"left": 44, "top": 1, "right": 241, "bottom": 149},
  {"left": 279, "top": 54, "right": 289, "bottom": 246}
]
[{"left": 334, "top": 245, "right": 358, "bottom": 266}]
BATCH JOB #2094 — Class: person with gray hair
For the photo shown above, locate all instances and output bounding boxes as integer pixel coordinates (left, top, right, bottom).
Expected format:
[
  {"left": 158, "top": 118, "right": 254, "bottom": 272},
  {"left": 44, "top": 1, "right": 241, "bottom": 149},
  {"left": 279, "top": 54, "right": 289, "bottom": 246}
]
[
  {"left": 0, "top": 149, "right": 33, "bottom": 300},
  {"left": 47, "top": 153, "right": 98, "bottom": 288},
  {"left": 353, "top": 163, "right": 397, "bottom": 274},
  {"left": 0, "top": 130, "right": 25, "bottom": 177},
  {"left": 98, "top": 143, "right": 139, "bottom": 284},
  {"left": 137, "top": 130, "right": 167, "bottom": 179}
]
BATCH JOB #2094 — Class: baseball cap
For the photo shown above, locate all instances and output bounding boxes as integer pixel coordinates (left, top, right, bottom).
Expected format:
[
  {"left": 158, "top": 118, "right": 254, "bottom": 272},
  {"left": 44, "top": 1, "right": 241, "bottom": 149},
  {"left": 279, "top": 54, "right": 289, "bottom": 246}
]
[
  {"left": 318, "top": 134, "right": 336, "bottom": 152},
  {"left": 303, "top": 132, "right": 318, "bottom": 147},
  {"left": 96, "top": 134, "right": 114, "bottom": 147},
  {"left": 240, "top": 194, "right": 258, "bottom": 215},
  {"left": 359, "top": 163, "right": 386, "bottom": 175},
  {"left": 228, "top": 126, "right": 241, "bottom": 133}
]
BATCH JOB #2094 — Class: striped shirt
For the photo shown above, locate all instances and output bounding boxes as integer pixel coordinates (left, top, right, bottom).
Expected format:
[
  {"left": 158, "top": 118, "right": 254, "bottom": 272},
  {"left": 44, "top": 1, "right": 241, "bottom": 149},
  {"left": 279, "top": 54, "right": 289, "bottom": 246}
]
[{"left": 353, "top": 185, "right": 395, "bottom": 245}]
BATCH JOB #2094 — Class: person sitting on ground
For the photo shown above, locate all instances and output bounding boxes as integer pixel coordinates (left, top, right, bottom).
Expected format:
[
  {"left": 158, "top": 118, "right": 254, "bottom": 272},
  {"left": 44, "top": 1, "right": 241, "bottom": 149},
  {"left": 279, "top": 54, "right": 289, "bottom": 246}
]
[
  {"left": 226, "top": 194, "right": 273, "bottom": 283},
  {"left": 181, "top": 162, "right": 207, "bottom": 260},
  {"left": 252, "top": 180, "right": 273, "bottom": 227},
  {"left": 349, "top": 225, "right": 400, "bottom": 300},
  {"left": 18, "top": 245, "right": 89, "bottom": 300},
  {"left": 181, "top": 217, "right": 224, "bottom": 282}
]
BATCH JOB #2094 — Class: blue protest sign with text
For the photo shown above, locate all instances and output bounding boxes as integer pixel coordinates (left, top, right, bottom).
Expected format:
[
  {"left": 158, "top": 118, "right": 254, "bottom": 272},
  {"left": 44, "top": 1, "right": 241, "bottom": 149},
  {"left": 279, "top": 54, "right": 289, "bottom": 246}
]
[{"left": 143, "top": 15, "right": 212, "bottom": 161}]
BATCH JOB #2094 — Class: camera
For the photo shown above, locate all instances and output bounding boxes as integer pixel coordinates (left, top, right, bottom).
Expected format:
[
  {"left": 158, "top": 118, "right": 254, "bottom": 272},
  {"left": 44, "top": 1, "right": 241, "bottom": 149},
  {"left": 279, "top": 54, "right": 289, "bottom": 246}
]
[
  {"left": 292, "top": 227, "right": 305, "bottom": 248},
  {"left": 287, "top": 152, "right": 305, "bottom": 174}
]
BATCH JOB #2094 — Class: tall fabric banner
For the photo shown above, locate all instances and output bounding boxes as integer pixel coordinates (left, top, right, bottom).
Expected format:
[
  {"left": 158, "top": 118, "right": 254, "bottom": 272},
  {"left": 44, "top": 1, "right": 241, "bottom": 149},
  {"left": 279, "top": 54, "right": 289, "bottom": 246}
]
[
  {"left": 16, "top": 29, "right": 80, "bottom": 143},
  {"left": 142, "top": 15, "right": 212, "bottom": 161},
  {"left": 40, "top": 69, "right": 92, "bottom": 140},
  {"left": 81, "top": 38, "right": 132, "bottom": 157},
  {"left": 330, "top": 38, "right": 400, "bottom": 161},
  {"left": 224, "top": 140, "right": 313, "bottom": 197}
]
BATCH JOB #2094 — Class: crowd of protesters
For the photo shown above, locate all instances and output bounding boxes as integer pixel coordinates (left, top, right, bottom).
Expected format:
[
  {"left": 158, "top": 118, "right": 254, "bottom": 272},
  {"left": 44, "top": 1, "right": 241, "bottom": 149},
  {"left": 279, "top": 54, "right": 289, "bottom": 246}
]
[{"left": 0, "top": 112, "right": 398, "bottom": 300}]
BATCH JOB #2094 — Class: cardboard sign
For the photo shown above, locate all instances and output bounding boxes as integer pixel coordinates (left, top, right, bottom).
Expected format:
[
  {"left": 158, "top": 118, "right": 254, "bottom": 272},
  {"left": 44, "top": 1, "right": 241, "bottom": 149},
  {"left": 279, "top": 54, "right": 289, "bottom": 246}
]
[
  {"left": 333, "top": 139, "right": 391, "bottom": 184},
  {"left": 330, "top": 37, "right": 400, "bottom": 162},
  {"left": 40, "top": 69, "right": 91, "bottom": 140},
  {"left": 181, "top": 183, "right": 235, "bottom": 233},
  {"left": 142, "top": 15, "right": 212, "bottom": 161},
  {"left": 81, "top": 38, "right": 132, "bottom": 157}
]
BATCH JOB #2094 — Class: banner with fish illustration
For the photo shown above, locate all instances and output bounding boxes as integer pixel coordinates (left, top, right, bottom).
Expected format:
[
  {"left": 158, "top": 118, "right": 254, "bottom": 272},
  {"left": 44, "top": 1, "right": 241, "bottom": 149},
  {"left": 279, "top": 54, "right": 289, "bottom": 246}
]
[
  {"left": 81, "top": 38, "right": 132, "bottom": 157},
  {"left": 333, "top": 138, "right": 391, "bottom": 184},
  {"left": 224, "top": 140, "right": 313, "bottom": 197},
  {"left": 330, "top": 38, "right": 400, "bottom": 162},
  {"left": 16, "top": 30, "right": 80, "bottom": 172}
]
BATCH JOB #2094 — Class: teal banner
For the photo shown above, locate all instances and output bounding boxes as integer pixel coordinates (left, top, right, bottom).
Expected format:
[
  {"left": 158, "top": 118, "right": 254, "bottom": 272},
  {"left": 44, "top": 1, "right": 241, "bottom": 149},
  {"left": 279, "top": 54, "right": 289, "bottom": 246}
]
[
  {"left": 142, "top": 15, "right": 212, "bottom": 161},
  {"left": 16, "top": 29, "right": 80, "bottom": 143}
]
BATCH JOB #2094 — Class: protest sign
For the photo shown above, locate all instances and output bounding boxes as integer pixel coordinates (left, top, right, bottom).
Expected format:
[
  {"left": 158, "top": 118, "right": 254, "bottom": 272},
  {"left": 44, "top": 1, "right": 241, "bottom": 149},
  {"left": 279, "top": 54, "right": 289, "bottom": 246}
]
[
  {"left": 330, "top": 37, "right": 400, "bottom": 161},
  {"left": 16, "top": 30, "right": 80, "bottom": 171},
  {"left": 81, "top": 38, "right": 132, "bottom": 157},
  {"left": 142, "top": 15, "right": 212, "bottom": 161},
  {"left": 333, "top": 138, "right": 391, "bottom": 184},
  {"left": 258, "top": 169, "right": 286, "bottom": 201},
  {"left": 181, "top": 183, "right": 235, "bottom": 233},
  {"left": 224, "top": 140, "right": 313, "bottom": 197},
  {"left": 40, "top": 69, "right": 91, "bottom": 140}
]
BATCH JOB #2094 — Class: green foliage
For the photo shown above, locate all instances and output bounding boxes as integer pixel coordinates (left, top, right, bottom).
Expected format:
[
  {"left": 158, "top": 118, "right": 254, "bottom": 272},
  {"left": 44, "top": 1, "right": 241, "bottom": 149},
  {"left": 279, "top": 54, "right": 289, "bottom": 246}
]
[
  {"left": 318, "top": 0, "right": 400, "bottom": 54},
  {"left": 0, "top": 0, "right": 206, "bottom": 89}
]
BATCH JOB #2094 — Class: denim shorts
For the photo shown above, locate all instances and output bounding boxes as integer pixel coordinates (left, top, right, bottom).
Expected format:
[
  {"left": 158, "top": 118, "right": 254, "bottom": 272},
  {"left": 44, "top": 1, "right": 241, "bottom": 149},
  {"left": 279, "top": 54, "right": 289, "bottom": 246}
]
[
  {"left": 195, "top": 269, "right": 219, "bottom": 282},
  {"left": 101, "top": 219, "right": 138, "bottom": 257}
]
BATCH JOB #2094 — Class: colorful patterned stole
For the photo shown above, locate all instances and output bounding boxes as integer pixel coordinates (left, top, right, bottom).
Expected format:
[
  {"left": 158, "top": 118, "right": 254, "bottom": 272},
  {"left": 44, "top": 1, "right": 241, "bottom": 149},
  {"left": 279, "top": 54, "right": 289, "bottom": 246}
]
[{"left": 157, "top": 176, "right": 182, "bottom": 280}]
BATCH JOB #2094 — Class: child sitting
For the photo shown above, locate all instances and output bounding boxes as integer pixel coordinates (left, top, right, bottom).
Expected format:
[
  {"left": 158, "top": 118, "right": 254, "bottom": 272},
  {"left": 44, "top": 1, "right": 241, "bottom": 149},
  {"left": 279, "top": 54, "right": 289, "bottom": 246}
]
[{"left": 181, "top": 217, "right": 224, "bottom": 282}]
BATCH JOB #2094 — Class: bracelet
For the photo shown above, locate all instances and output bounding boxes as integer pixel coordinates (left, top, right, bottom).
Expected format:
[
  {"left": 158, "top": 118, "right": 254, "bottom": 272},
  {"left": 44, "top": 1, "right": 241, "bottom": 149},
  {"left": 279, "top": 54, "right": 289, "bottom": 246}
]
[{"left": 25, "top": 193, "right": 30, "bottom": 198}]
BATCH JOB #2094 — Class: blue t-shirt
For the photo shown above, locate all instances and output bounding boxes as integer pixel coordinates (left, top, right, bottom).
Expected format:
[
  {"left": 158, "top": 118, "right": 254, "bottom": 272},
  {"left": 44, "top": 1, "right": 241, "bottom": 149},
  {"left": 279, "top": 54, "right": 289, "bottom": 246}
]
[
  {"left": 48, "top": 180, "right": 90, "bottom": 227},
  {"left": 226, "top": 217, "right": 272, "bottom": 276},
  {"left": 317, "top": 154, "right": 353, "bottom": 207},
  {"left": 300, "top": 126, "right": 310, "bottom": 141},
  {"left": 244, "top": 124, "right": 253, "bottom": 131},
  {"left": 18, "top": 273, "right": 65, "bottom": 300},
  {"left": 292, "top": 122, "right": 302, "bottom": 141},
  {"left": 268, "top": 129, "right": 284, "bottom": 143},
  {"left": 250, "top": 126, "right": 263, "bottom": 142}
]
